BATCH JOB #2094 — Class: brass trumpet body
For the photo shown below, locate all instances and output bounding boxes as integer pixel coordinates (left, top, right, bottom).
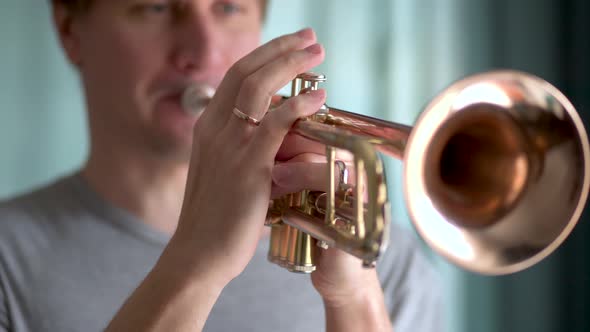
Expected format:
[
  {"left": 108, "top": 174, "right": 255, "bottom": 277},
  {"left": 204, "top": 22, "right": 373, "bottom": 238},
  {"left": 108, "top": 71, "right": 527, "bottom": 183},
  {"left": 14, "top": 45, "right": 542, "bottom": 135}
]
[
  {"left": 183, "top": 70, "right": 590, "bottom": 276},
  {"left": 266, "top": 70, "right": 589, "bottom": 276}
]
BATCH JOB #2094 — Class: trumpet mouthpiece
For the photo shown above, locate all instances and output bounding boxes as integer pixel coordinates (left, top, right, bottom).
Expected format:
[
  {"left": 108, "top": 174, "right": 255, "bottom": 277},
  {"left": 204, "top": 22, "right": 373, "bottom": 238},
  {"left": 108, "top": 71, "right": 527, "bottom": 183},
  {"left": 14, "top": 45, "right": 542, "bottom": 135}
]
[{"left": 182, "top": 83, "right": 215, "bottom": 116}]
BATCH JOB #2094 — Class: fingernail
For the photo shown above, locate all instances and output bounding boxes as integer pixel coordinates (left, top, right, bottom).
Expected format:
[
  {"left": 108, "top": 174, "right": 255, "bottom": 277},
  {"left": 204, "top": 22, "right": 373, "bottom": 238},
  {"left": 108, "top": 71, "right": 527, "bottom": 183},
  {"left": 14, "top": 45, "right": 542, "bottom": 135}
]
[
  {"left": 305, "top": 88, "right": 326, "bottom": 100},
  {"left": 272, "top": 164, "right": 292, "bottom": 185},
  {"left": 305, "top": 43, "right": 323, "bottom": 55},
  {"left": 296, "top": 27, "right": 314, "bottom": 40}
]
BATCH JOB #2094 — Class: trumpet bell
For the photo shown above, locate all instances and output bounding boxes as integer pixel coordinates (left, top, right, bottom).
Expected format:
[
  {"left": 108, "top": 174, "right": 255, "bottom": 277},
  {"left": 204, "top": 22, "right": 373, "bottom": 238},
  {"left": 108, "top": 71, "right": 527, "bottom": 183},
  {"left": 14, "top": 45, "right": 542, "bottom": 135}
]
[{"left": 405, "top": 71, "right": 590, "bottom": 275}]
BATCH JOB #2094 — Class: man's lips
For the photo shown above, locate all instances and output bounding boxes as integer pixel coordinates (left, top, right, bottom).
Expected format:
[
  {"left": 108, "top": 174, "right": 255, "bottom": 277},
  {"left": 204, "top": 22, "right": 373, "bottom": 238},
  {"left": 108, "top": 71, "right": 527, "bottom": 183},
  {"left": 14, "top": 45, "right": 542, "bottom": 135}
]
[
  {"left": 159, "top": 92, "right": 184, "bottom": 110},
  {"left": 155, "top": 93, "right": 197, "bottom": 124}
]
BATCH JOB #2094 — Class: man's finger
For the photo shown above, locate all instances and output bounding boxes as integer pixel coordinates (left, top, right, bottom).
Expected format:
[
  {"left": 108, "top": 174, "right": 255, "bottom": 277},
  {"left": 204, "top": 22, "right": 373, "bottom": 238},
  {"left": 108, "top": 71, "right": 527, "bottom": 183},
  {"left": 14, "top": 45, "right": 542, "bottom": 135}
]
[
  {"left": 225, "top": 43, "right": 325, "bottom": 135},
  {"left": 276, "top": 134, "right": 325, "bottom": 161},
  {"left": 201, "top": 28, "right": 317, "bottom": 129},
  {"left": 250, "top": 89, "right": 327, "bottom": 161},
  {"left": 270, "top": 161, "right": 355, "bottom": 197}
]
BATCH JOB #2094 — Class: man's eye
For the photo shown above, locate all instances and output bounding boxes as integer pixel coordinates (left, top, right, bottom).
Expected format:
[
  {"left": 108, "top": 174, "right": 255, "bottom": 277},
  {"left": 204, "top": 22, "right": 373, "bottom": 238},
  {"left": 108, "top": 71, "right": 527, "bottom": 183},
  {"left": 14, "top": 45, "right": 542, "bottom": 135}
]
[
  {"left": 133, "top": 3, "right": 171, "bottom": 15},
  {"left": 148, "top": 4, "right": 170, "bottom": 13},
  {"left": 213, "top": 2, "right": 244, "bottom": 16}
]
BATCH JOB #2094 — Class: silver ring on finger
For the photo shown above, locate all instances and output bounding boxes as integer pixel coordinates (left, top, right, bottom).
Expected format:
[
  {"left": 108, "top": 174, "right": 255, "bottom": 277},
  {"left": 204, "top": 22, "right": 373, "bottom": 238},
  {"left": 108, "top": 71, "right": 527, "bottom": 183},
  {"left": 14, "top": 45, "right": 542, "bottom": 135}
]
[{"left": 232, "top": 107, "right": 261, "bottom": 126}]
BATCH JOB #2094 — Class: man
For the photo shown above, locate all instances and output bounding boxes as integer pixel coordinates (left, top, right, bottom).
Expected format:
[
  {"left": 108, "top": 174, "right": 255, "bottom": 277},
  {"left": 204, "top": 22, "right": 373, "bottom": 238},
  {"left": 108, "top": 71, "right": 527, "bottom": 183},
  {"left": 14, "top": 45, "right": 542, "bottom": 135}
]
[{"left": 0, "top": 0, "right": 442, "bottom": 331}]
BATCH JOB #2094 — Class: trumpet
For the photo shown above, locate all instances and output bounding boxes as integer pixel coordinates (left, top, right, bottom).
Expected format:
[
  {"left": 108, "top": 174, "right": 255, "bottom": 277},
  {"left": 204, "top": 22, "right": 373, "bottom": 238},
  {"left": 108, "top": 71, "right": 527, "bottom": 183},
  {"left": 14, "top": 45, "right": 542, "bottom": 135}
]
[{"left": 183, "top": 71, "right": 590, "bottom": 276}]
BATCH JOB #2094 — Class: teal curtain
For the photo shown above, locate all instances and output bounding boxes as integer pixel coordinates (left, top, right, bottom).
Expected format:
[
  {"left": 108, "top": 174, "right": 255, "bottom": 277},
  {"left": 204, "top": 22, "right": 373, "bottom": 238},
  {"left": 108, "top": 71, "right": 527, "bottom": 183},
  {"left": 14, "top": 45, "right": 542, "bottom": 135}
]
[
  {"left": 0, "top": 0, "right": 87, "bottom": 198},
  {"left": 2, "top": 1, "right": 588, "bottom": 331}
]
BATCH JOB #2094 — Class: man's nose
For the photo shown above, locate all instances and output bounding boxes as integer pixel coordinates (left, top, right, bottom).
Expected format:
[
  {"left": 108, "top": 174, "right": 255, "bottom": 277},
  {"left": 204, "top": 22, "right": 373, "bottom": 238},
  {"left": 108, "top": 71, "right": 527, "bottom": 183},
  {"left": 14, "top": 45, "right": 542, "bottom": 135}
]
[{"left": 172, "top": 12, "right": 224, "bottom": 75}]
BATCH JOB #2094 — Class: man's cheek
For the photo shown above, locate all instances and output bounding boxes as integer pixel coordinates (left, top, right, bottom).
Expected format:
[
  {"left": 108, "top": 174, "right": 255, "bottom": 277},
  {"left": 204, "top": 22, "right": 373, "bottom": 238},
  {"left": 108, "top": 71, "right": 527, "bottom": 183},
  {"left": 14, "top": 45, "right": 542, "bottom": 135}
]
[{"left": 227, "top": 33, "right": 262, "bottom": 63}]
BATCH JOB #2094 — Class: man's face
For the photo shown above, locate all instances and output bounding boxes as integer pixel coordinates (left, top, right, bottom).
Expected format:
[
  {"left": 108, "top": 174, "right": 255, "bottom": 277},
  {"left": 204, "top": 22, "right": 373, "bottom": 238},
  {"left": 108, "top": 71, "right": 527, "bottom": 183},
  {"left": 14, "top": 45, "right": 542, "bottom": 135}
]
[{"left": 69, "top": 0, "right": 262, "bottom": 160}]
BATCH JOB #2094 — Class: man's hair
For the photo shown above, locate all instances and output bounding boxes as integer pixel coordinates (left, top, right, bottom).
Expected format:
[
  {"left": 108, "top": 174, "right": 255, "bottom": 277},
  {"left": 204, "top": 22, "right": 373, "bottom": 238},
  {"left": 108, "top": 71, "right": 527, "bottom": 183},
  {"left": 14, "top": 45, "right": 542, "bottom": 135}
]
[
  {"left": 52, "top": 0, "right": 92, "bottom": 13},
  {"left": 52, "top": 0, "right": 268, "bottom": 18}
]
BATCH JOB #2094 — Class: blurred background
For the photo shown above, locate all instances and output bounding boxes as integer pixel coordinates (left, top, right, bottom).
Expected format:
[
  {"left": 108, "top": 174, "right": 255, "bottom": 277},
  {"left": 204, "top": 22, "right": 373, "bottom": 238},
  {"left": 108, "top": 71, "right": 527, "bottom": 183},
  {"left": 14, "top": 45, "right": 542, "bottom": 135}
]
[{"left": 1, "top": 0, "right": 588, "bottom": 331}]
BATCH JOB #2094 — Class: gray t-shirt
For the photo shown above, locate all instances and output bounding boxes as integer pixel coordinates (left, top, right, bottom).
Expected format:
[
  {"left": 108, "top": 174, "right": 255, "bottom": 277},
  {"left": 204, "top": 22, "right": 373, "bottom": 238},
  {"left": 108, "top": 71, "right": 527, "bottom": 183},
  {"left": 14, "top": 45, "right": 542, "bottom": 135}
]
[{"left": 0, "top": 173, "right": 443, "bottom": 332}]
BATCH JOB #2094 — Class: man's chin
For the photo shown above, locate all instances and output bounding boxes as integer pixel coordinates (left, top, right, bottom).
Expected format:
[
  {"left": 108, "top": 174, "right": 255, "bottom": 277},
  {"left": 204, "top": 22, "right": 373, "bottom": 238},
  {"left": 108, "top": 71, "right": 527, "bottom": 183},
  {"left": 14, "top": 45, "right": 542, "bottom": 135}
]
[{"left": 145, "top": 131, "right": 194, "bottom": 163}]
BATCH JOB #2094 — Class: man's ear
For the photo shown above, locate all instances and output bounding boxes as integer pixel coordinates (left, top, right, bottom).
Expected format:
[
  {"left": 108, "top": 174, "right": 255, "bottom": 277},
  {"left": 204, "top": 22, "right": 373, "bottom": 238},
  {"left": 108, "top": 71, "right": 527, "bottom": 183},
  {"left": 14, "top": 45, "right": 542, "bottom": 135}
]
[{"left": 52, "top": 3, "right": 83, "bottom": 67}]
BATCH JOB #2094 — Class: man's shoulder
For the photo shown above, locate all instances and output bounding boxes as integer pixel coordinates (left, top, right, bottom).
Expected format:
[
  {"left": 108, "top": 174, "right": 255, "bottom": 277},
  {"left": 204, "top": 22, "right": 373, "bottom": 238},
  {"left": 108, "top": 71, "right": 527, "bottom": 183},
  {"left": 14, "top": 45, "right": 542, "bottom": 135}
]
[
  {"left": 378, "top": 221, "right": 441, "bottom": 286},
  {"left": 380, "top": 222, "right": 425, "bottom": 262},
  {"left": 0, "top": 175, "right": 78, "bottom": 246},
  {"left": 378, "top": 222, "right": 445, "bottom": 331}
]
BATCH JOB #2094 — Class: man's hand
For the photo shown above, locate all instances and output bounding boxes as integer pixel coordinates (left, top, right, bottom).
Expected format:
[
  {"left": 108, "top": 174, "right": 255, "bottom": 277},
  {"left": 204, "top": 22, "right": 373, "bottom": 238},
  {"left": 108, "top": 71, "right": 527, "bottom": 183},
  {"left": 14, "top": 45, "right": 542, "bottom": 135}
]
[
  {"left": 271, "top": 143, "right": 377, "bottom": 301},
  {"left": 107, "top": 28, "right": 327, "bottom": 332},
  {"left": 173, "top": 28, "right": 325, "bottom": 285},
  {"left": 271, "top": 137, "right": 393, "bottom": 331}
]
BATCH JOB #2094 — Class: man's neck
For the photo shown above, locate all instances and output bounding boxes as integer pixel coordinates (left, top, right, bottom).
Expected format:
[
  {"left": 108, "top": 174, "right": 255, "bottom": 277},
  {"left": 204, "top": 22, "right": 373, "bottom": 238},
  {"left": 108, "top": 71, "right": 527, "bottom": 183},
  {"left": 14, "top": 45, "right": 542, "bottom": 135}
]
[{"left": 81, "top": 146, "right": 189, "bottom": 235}]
